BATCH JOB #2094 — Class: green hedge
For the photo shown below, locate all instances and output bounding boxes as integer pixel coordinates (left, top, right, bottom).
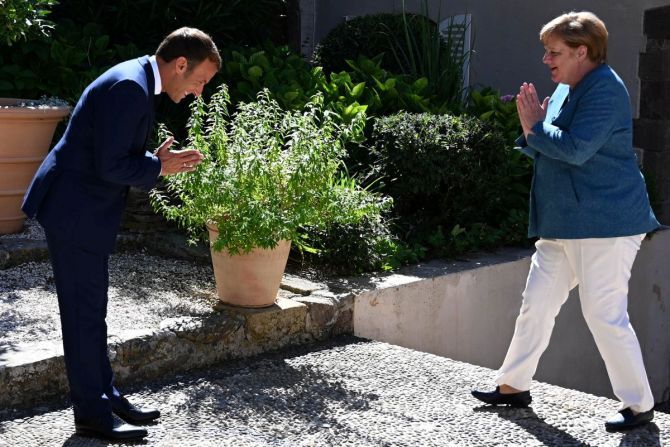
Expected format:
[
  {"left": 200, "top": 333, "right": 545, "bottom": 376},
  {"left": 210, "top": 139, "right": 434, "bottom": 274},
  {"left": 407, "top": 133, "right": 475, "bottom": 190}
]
[{"left": 370, "top": 112, "right": 519, "bottom": 246}]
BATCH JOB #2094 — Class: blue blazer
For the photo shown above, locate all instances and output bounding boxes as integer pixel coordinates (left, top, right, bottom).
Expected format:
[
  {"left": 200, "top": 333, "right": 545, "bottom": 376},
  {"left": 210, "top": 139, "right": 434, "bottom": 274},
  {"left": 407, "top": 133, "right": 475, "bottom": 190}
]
[
  {"left": 22, "top": 56, "right": 162, "bottom": 253},
  {"left": 516, "top": 64, "right": 659, "bottom": 239}
]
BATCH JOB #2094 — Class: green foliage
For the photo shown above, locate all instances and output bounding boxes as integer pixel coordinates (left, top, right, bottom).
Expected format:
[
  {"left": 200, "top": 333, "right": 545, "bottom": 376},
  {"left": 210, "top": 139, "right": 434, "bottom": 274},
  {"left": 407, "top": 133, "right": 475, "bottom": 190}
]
[
  {"left": 467, "top": 87, "right": 531, "bottom": 213},
  {"left": 0, "top": 19, "right": 138, "bottom": 103},
  {"left": 369, "top": 112, "right": 529, "bottom": 256},
  {"left": 50, "top": 0, "right": 289, "bottom": 51},
  {"left": 314, "top": 13, "right": 432, "bottom": 75},
  {"left": 222, "top": 44, "right": 323, "bottom": 110},
  {"left": 314, "top": 7, "right": 470, "bottom": 114},
  {"left": 0, "top": 1, "right": 288, "bottom": 103},
  {"left": 298, "top": 202, "right": 398, "bottom": 275},
  {"left": 390, "top": 0, "right": 470, "bottom": 113},
  {"left": 468, "top": 88, "right": 520, "bottom": 144},
  {"left": 222, "top": 45, "right": 433, "bottom": 118},
  {"left": 0, "top": 0, "right": 57, "bottom": 46},
  {"left": 325, "top": 55, "right": 432, "bottom": 116},
  {"left": 151, "top": 84, "right": 392, "bottom": 256}
]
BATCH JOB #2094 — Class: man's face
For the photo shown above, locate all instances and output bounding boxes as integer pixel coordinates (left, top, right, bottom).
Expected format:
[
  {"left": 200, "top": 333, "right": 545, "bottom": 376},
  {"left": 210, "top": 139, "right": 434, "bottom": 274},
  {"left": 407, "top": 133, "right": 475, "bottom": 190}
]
[{"left": 166, "top": 57, "right": 219, "bottom": 103}]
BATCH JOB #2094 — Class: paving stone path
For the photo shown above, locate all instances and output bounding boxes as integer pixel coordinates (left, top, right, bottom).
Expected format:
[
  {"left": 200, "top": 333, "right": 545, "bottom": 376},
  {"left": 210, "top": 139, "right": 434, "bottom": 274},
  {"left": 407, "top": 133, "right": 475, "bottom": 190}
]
[{"left": 0, "top": 337, "right": 667, "bottom": 447}]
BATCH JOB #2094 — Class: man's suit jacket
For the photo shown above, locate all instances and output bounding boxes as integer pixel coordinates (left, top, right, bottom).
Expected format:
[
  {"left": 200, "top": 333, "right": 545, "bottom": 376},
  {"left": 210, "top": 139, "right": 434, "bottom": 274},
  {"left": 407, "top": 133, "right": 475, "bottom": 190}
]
[{"left": 23, "top": 56, "right": 162, "bottom": 254}]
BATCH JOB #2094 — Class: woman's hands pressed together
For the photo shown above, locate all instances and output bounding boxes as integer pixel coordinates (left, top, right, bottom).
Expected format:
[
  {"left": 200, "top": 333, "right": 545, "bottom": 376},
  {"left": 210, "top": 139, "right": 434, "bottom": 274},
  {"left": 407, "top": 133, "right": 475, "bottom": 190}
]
[{"left": 516, "top": 82, "right": 549, "bottom": 138}]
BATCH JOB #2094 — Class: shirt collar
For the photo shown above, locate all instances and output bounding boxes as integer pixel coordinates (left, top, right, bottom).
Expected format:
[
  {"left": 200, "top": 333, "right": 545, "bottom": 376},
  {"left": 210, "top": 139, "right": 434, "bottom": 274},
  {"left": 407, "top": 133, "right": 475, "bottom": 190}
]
[{"left": 148, "top": 55, "right": 162, "bottom": 95}]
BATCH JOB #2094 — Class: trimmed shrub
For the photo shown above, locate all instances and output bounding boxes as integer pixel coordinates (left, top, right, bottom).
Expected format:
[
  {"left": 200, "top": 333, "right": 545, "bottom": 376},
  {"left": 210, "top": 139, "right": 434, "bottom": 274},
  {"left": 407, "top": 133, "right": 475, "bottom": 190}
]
[{"left": 370, "top": 112, "right": 512, "bottom": 241}]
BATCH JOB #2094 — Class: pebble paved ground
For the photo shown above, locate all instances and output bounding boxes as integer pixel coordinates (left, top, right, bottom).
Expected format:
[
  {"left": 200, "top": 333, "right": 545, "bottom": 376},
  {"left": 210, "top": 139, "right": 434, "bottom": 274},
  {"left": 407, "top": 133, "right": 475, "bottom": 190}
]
[
  {"left": 0, "top": 254, "right": 219, "bottom": 347},
  {"left": 0, "top": 337, "right": 667, "bottom": 447}
]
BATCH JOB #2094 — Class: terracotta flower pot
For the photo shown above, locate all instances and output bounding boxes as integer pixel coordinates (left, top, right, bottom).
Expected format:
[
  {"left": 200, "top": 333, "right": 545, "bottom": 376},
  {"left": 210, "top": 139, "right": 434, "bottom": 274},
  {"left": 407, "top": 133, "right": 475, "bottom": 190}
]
[
  {"left": 0, "top": 98, "right": 70, "bottom": 233},
  {"left": 207, "top": 224, "right": 291, "bottom": 308}
]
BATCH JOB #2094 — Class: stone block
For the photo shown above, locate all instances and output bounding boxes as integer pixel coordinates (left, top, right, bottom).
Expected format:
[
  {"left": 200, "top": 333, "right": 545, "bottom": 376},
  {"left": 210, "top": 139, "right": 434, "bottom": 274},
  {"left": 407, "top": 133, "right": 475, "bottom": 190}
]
[
  {"left": 654, "top": 200, "right": 670, "bottom": 225},
  {"left": 221, "top": 298, "right": 308, "bottom": 343},
  {"left": 645, "top": 6, "right": 670, "bottom": 40},
  {"left": 0, "top": 238, "right": 49, "bottom": 270},
  {"left": 638, "top": 49, "right": 670, "bottom": 81},
  {"left": 634, "top": 118, "right": 670, "bottom": 153},
  {"left": 281, "top": 274, "right": 326, "bottom": 295},
  {"left": 641, "top": 149, "right": 670, "bottom": 181},
  {"left": 639, "top": 81, "right": 670, "bottom": 120},
  {"left": 0, "top": 341, "right": 67, "bottom": 409}
]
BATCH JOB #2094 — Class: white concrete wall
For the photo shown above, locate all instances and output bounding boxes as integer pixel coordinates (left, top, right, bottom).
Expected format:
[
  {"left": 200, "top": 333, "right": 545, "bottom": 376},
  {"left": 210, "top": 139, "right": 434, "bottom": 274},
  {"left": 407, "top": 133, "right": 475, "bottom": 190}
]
[
  {"left": 309, "top": 0, "right": 670, "bottom": 117},
  {"left": 354, "top": 229, "right": 670, "bottom": 402}
]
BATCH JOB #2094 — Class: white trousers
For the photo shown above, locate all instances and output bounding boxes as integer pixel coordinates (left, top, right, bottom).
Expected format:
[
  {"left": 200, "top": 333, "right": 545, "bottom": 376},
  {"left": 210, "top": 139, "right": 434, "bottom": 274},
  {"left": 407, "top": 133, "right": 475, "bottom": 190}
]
[{"left": 495, "top": 235, "right": 654, "bottom": 413}]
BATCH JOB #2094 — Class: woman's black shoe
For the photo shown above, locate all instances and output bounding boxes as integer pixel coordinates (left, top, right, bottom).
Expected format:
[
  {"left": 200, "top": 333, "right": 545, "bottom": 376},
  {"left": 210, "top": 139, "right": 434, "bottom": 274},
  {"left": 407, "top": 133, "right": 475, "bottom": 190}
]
[
  {"left": 605, "top": 408, "right": 654, "bottom": 431},
  {"left": 471, "top": 386, "right": 532, "bottom": 407}
]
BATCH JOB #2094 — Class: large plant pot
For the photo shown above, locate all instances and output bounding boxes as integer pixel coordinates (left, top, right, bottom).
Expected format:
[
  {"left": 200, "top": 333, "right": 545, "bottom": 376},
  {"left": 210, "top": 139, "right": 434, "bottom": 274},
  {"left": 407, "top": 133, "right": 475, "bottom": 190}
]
[
  {"left": 0, "top": 98, "right": 70, "bottom": 233},
  {"left": 207, "top": 224, "right": 291, "bottom": 308}
]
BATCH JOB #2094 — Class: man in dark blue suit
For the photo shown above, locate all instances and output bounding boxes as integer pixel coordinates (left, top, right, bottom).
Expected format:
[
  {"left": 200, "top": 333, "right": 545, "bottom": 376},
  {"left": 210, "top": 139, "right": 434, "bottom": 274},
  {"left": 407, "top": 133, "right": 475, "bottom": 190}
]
[{"left": 22, "top": 27, "right": 220, "bottom": 441}]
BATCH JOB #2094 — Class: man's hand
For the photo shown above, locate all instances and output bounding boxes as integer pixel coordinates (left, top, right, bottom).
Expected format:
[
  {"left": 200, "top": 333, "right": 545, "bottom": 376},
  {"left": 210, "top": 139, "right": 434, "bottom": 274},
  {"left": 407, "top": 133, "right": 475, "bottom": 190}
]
[
  {"left": 154, "top": 136, "right": 204, "bottom": 176},
  {"left": 516, "top": 83, "right": 549, "bottom": 139}
]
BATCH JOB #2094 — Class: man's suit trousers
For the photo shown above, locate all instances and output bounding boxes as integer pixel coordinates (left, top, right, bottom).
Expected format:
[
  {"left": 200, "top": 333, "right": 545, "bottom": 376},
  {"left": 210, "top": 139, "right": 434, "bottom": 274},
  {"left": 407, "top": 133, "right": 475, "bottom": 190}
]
[
  {"left": 46, "top": 231, "right": 115, "bottom": 421},
  {"left": 495, "top": 235, "right": 654, "bottom": 413}
]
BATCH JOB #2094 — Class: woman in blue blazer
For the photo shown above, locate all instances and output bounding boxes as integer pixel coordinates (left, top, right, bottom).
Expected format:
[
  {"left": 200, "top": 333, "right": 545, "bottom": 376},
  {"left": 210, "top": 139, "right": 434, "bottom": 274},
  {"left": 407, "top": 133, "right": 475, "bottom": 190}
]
[
  {"left": 22, "top": 28, "right": 220, "bottom": 441},
  {"left": 471, "top": 12, "right": 659, "bottom": 431}
]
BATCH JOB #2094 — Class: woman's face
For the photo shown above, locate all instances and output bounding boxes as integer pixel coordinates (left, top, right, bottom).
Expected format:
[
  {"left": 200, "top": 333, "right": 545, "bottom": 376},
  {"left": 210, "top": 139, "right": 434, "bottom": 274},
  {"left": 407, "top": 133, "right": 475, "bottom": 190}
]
[{"left": 542, "top": 35, "right": 589, "bottom": 88}]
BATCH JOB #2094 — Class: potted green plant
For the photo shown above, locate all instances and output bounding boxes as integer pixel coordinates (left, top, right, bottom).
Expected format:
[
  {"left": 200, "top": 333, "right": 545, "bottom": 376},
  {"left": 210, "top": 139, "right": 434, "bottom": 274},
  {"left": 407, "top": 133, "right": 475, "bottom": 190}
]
[
  {"left": 0, "top": 0, "right": 70, "bottom": 233},
  {"left": 151, "top": 84, "right": 390, "bottom": 307}
]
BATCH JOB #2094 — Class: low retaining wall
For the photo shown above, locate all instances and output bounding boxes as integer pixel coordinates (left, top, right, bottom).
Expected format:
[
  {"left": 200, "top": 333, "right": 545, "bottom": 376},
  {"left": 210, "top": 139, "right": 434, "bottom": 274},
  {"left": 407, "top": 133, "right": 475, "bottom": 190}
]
[
  {"left": 354, "top": 229, "right": 670, "bottom": 403},
  {"left": 0, "top": 282, "right": 353, "bottom": 409}
]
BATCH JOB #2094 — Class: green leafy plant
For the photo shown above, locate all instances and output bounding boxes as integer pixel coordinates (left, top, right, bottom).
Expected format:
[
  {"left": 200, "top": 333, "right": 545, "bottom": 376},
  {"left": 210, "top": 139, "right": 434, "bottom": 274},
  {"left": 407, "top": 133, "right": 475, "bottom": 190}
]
[
  {"left": 222, "top": 44, "right": 323, "bottom": 110},
  {"left": 323, "top": 54, "right": 432, "bottom": 116},
  {"left": 0, "top": 0, "right": 58, "bottom": 46},
  {"left": 151, "top": 84, "right": 392, "bottom": 256},
  {"left": 0, "top": 19, "right": 138, "bottom": 103},
  {"left": 389, "top": 0, "right": 471, "bottom": 113},
  {"left": 467, "top": 87, "right": 531, "bottom": 213},
  {"left": 313, "top": 13, "right": 432, "bottom": 75}
]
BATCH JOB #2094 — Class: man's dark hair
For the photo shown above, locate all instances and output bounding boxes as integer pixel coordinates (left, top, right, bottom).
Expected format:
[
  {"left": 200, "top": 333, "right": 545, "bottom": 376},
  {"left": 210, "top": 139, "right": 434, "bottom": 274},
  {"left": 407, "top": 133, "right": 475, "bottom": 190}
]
[{"left": 156, "top": 27, "right": 222, "bottom": 70}]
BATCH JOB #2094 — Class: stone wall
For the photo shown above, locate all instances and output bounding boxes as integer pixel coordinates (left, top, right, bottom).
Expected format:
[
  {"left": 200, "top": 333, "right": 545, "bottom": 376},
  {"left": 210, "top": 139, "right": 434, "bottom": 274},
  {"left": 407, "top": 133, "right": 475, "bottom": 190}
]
[{"left": 635, "top": 5, "right": 670, "bottom": 223}]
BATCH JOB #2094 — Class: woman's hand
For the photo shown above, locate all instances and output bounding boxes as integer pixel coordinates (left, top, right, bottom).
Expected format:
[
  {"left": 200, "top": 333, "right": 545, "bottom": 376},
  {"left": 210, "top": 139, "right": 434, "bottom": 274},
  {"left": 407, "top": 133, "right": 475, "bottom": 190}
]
[{"left": 516, "top": 83, "right": 549, "bottom": 138}]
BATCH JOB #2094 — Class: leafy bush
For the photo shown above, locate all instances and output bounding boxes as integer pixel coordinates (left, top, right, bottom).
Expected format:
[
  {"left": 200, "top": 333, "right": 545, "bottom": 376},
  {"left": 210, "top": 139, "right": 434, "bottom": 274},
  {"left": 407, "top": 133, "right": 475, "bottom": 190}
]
[
  {"left": 0, "top": 0, "right": 57, "bottom": 46},
  {"left": 0, "top": 0, "right": 289, "bottom": 107},
  {"left": 323, "top": 55, "right": 432, "bottom": 116},
  {"left": 221, "top": 44, "right": 323, "bottom": 110},
  {"left": 388, "top": 0, "right": 470, "bottom": 113},
  {"left": 314, "top": 13, "right": 433, "bottom": 75},
  {"left": 151, "top": 85, "right": 392, "bottom": 256},
  {"left": 49, "top": 0, "right": 289, "bottom": 51},
  {"left": 468, "top": 87, "right": 521, "bottom": 145},
  {"left": 0, "top": 19, "right": 138, "bottom": 103},
  {"left": 369, "top": 112, "right": 515, "bottom": 245}
]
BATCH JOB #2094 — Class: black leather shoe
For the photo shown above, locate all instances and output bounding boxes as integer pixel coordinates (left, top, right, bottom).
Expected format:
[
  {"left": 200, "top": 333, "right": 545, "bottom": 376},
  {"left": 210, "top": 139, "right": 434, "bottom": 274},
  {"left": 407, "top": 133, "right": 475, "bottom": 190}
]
[
  {"left": 605, "top": 408, "right": 654, "bottom": 431},
  {"left": 75, "top": 415, "right": 147, "bottom": 441},
  {"left": 471, "top": 386, "right": 532, "bottom": 407},
  {"left": 112, "top": 396, "right": 161, "bottom": 424}
]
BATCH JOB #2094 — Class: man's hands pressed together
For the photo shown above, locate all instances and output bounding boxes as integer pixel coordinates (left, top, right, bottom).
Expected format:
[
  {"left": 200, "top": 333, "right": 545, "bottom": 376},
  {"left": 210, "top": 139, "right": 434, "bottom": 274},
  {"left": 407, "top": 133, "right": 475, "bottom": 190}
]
[{"left": 155, "top": 136, "right": 204, "bottom": 175}]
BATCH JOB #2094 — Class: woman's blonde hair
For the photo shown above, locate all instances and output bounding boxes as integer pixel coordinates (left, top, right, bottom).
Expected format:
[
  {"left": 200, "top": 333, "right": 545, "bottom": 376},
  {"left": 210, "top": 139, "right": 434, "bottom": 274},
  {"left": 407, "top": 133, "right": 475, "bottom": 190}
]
[{"left": 540, "top": 11, "right": 608, "bottom": 63}]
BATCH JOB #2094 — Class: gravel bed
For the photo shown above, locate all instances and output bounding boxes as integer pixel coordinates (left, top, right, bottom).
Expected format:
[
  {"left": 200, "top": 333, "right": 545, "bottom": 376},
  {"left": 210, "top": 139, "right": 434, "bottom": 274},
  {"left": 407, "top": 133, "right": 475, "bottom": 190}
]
[
  {"left": 0, "top": 337, "right": 667, "bottom": 446},
  {"left": 0, "top": 252, "right": 218, "bottom": 347},
  {"left": 0, "top": 218, "right": 45, "bottom": 240}
]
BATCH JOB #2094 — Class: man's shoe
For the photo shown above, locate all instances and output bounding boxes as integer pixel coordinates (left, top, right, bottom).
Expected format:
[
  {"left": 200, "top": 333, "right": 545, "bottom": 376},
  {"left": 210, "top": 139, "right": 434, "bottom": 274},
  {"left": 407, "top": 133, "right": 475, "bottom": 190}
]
[
  {"left": 471, "top": 386, "right": 532, "bottom": 408},
  {"left": 75, "top": 415, "right": 147, "bottom": 441},
  {"left": 605, "top": 408, "right": 654, "bottom": 431},
  {"left": 112, "top": 395, "right": 161, "bottom": 424}
]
